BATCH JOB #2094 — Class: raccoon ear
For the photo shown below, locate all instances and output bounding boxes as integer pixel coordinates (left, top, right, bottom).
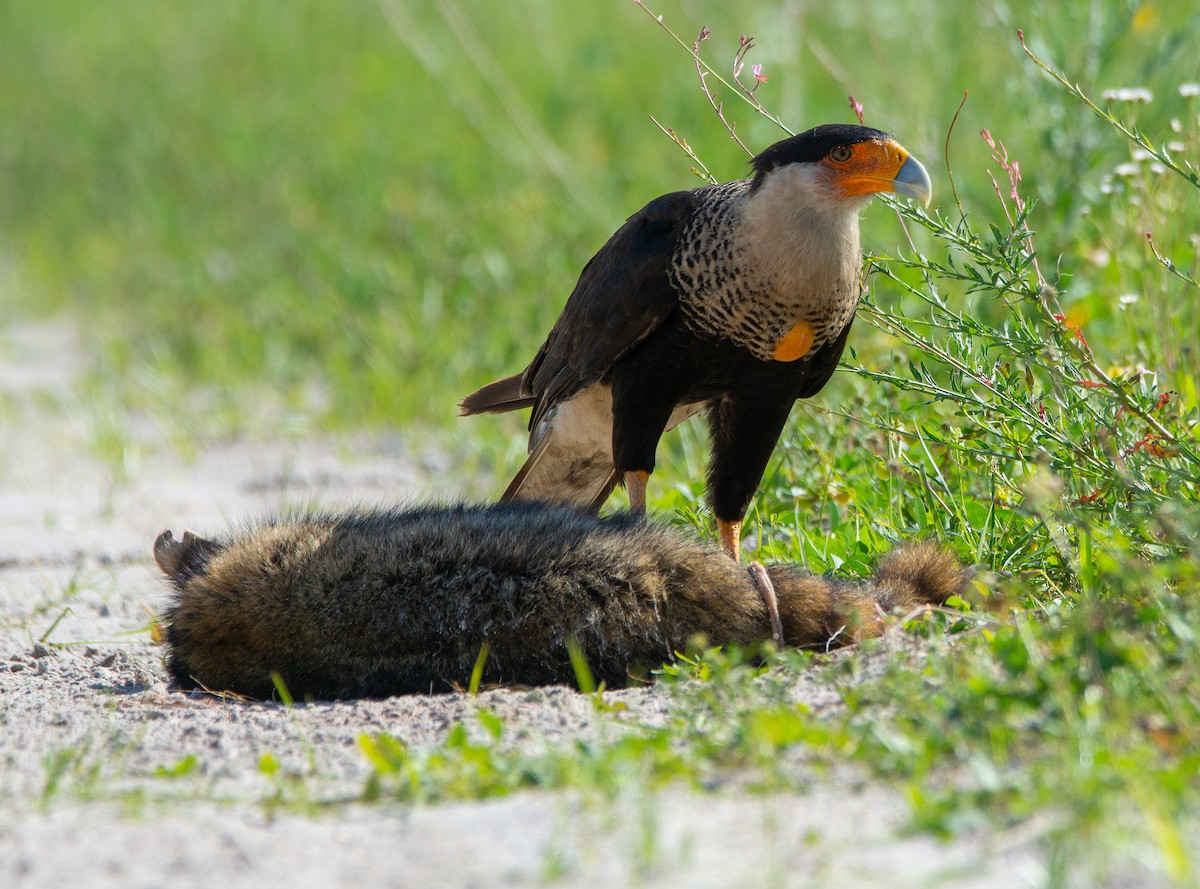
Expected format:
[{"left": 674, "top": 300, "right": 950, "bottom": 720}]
[
  {"left": 154, "top": 529, "right": 220, "bottom": 579},
  {"left": 153, "top": 530, "right": 185, "bottom": 576}
]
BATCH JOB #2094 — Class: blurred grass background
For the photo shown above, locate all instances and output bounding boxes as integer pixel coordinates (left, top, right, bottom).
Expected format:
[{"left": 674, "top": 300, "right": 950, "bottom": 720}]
[
  {"left": 2, "top": 0, "right": 1194, "bottom": 439},
  {"left": 5, "top": 3, "right": 1200, "bottom": 879}
]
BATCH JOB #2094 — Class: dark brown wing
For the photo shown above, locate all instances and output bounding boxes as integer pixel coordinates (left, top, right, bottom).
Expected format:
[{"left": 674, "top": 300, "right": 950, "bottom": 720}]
[{"left": 521, "top": 190, "right": 699, "bottom": 432}]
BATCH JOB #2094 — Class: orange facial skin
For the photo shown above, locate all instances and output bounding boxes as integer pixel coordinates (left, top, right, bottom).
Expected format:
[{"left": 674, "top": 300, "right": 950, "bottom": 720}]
[{"left": 825, "top": 139, "right": 931, "bottom": 205}]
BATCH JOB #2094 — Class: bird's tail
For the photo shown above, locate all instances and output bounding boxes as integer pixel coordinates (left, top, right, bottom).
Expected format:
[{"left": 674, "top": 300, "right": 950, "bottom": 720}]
[
  {"left": 460, "top": 374, "right": 616, "bottom": 508},
  {"left": 463, "top": 375, "right": 704, "bottom": 512},
  {"left": 463, "top": 381, "right": 619, "bottom": 512},
  {"left": 502, "top": 428, "right": 618, "bottom": 512},
  {"left": 458, "top": 373, "right": 534, "bottom": 416}
]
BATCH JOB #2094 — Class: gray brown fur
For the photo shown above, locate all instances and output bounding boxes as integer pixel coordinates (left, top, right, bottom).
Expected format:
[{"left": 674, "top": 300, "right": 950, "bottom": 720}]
[{"left": 155, "top": 502, "right": 970, "bottom": 700}]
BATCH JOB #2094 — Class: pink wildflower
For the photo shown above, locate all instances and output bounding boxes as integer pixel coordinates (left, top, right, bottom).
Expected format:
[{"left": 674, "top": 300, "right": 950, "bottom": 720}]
[{"left": 848, "top": 95, "right": 864, "bottom": 124}]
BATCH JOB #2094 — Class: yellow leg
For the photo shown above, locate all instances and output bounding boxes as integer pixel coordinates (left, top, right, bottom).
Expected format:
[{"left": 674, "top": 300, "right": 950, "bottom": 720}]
[
  {"left": 718, "top": 518, "right": 742, "bottom": 562},
  {"left": 624, "top": 470, "right": 650, "bottom": 514}
]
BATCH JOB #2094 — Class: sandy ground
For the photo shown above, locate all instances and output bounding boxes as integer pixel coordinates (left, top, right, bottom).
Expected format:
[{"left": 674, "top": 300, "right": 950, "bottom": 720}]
[{"left": 0, "top": 319, "right": 1164, "bottom": 888}]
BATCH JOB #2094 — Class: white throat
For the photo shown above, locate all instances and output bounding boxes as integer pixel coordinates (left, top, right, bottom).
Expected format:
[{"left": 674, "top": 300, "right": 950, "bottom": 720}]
[{"left": 739, "top": 163, "right": 866, "bottom": 301}]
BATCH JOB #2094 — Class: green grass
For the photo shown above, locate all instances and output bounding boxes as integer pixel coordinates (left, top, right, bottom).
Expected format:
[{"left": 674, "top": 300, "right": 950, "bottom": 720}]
[
  {"left": 6, "top": 1, "right": 1192, "bottom": 434},
  {"left": 5, "top": 0, "right": 1200, "bottom": 885}
]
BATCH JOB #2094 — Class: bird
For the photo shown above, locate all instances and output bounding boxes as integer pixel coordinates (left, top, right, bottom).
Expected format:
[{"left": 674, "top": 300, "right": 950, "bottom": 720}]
[
  {"left": 154, "top": 501, "right": 969, "bottom": 699},
  {"left": 460, "top": 124, "right": 931, "bottom": 559}
]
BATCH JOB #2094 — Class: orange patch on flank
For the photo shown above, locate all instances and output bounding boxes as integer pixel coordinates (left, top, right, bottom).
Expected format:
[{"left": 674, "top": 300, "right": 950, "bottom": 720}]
[{"left": 773, "top": 321, "right": 815, "bottom": 362}]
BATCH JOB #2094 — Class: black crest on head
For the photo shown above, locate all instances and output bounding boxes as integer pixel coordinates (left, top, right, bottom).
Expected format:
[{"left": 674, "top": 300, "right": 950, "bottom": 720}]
[{"left": 750, "top": 124, "right": 894, "bottom": 188}]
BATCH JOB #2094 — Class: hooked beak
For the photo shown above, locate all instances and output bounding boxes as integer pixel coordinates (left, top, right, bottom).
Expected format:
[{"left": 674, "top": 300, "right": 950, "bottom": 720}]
[{"left": 891, "top": 153, "right": 932, "bottom": 208}]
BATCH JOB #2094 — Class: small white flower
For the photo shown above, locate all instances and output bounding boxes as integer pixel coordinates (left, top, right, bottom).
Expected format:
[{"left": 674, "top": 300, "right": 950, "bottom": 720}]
[
  {"left": 1150, "top": 162, "right": 1166, "bottom": 175},
  {"left": 1132, "top": 148, "right": 1154, "bottom": 161},
  {"left": 1118, "top": 293, "right": 1139, "bottom": 307},
  {"left": 1102, "top": 87, "right": 1154, "bottom": 103},
  {"left": 1180, "top": 83, "right": 1200, "bottom": 98},
  {"left": 1168, "top": 141, "right": 1186, "bottom": 153},
  {"left": 1113, "top": 162, "right": 1141, "bottom": 178}
]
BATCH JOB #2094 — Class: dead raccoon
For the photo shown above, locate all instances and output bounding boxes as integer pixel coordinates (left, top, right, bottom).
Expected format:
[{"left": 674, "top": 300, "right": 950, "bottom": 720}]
[{"left": 155, "top": 501, "right": 969, "bottom": 699}]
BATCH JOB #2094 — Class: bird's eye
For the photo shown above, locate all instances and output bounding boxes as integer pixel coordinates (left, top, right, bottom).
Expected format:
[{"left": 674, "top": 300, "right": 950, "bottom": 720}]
[{"left": 829, "top": 145, "right": 853, "bottom": 163}]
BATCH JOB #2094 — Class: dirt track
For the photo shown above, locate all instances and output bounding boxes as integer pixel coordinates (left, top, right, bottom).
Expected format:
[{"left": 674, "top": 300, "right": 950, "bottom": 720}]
[{"left": 0, "top": 319, "right": 1132, "bottom": 888}]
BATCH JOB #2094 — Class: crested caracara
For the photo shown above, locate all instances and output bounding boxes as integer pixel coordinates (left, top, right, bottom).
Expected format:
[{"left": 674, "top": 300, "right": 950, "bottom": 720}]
[{"left": 461, "top": 124, "right": 932, "bottom": 559}]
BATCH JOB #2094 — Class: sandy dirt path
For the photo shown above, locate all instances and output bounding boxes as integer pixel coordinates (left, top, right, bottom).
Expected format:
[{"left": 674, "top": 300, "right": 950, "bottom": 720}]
[{"left": 0, "top": 318, "right": 1103, "bottom": 888}]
